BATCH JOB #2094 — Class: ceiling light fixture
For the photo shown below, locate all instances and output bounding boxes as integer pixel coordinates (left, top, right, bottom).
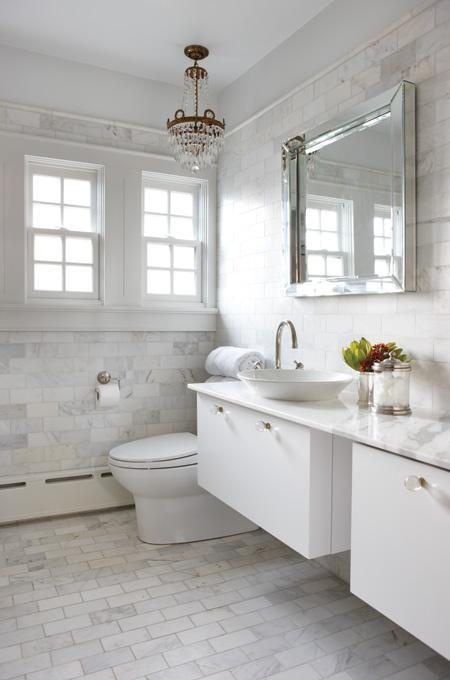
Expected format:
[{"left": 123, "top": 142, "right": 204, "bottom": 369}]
[{"left": 167, "top": 45, "right": 225, "bottom": 173}]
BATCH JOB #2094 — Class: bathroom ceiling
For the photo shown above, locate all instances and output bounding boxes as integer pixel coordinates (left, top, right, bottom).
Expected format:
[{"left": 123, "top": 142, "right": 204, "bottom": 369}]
[{"left": 0, "top": 0, "right": 334, "bottom": 91}]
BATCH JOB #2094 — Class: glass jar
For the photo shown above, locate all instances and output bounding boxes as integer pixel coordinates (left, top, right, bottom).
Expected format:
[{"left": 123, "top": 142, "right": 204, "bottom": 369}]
[
  {"left": 357, "top": 372, "right": 373, "bottom": 407},
  {"left": 370, "top": 357, "right": 411, "bottom": 415}
]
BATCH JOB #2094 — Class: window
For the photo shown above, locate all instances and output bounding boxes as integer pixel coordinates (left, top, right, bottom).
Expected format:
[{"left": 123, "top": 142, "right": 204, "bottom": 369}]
[
  {"left": 305, "top": 195, "right": 353, "bottom": 278},
  {"left": 26, "top": 157, "right": 104, "bottom": 299},
  {"left": 373, "top": 204, "right": 393, "bottom": 277},
  {"left": 142, "top": 173, "right": 204, "bottom": 301}
]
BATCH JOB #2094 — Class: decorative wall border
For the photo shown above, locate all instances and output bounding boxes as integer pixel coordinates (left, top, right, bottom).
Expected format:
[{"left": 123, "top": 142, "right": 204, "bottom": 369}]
[{"left": 0, "top": 99, "right": 170, "bottom": 156}]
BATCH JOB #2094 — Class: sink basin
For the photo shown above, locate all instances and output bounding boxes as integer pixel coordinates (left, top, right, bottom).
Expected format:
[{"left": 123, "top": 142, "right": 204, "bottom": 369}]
[{"left": 237, "top": 368, "right": 353, "bottom": 402}]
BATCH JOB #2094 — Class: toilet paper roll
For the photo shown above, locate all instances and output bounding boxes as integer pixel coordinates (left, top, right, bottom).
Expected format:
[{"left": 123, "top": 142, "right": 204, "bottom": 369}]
[{"left": 95, "top": 382, "right": 120, "bottom": 410}]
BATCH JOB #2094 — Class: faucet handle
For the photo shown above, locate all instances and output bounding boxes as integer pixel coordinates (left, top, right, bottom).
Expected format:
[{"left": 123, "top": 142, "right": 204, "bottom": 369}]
[
  {"left": 294, "top": 360, "right": 304, "bottom": 370},
  {"left": 252, "top": 360, "right": 264, "bottom": 370}
]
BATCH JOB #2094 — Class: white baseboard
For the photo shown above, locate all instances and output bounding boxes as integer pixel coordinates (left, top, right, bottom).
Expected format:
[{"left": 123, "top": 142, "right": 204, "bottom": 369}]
[{"left": 0, "top": 467, "right": 133, "bottom": 524}]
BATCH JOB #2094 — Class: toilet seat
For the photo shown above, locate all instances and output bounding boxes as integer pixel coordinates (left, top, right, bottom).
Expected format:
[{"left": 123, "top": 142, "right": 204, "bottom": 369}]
[{"left": 109, "top": 432, "right": 198, "bottom": 470}]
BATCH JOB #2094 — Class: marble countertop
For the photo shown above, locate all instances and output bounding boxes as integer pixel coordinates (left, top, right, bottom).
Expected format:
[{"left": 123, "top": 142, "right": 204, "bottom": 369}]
[{"left": 188, "top": 381, "right": 450, "bottom": 471}]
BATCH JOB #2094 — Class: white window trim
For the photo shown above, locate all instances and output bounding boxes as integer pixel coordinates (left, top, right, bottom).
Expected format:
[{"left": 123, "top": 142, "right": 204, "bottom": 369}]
[
  {"left": 306, "top": 194, "right": 354, "bottom": 278},
  {"left": 25, "top": 156, "right": 105, "bottom": 302},
  {"left": 141, "top": 171, "right": 208, "bottom": 306}
]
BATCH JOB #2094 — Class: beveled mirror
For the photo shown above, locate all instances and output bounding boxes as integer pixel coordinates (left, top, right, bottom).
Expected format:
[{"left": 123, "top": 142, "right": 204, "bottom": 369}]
[{"left": 282, "top": 80, "right": 415, "bottom": 297}]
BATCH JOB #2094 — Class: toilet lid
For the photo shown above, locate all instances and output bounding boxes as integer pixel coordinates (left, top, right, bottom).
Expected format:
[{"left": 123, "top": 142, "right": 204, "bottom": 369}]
[{"left": 109, "top": 432, "right": 198, "bottom": 469}]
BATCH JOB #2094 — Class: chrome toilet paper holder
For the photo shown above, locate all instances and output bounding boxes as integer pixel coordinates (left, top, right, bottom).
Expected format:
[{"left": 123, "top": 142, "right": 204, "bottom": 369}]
[
  {"left": 95, "top": 371, "right": 120, "bottom": 403},
  {"left": 96, "top": 371, "right": 120, "bottom": 394}
]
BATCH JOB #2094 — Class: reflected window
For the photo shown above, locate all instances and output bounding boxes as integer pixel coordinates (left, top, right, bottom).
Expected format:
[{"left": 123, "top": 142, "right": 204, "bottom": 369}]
[
  {"left": 373, "top": 204, "right": 393, "bottom": 277},
  {"left": 305, "top": 196, "right": 353, "bottom": 278}
]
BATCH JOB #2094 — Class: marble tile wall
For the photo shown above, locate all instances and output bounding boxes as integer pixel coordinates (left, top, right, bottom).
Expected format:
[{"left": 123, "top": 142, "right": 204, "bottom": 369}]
[
  {"left": 217, "top": 0, "right": 450, "bottom": 412},
  {"left": 0, "top": 331, "right": 213, "bottom": 478},
  {"left": 0, "top": 101, "right": 169, "bottom": 155}
]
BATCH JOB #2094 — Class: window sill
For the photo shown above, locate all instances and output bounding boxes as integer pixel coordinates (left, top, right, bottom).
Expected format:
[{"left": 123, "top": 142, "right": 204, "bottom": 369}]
[{"left": 0, "top": 303, "right": 217, "bottom": 332}]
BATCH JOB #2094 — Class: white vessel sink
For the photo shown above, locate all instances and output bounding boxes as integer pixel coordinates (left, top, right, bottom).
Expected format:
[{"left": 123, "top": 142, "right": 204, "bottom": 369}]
[{"left": 237, "top": 368, "right": 353, "bottom": 402}]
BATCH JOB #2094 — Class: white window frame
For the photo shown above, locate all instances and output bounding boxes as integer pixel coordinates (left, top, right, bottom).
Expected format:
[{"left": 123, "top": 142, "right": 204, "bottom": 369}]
[
  {"left": 306, "top": 194, "right": 354, "bottom": 278},
  {"left": 142, "top": 172, "right": 207, "bottom": 304},
  {"left": 25, "top": 156, "right": 104, "bottom": 301}
]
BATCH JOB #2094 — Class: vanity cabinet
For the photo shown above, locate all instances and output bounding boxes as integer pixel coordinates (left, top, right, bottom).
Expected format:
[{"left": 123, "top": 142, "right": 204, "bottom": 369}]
[
  {"left": 351, "top": 443, "right": 450, "bottom": 660},
  {"left": 196, "top": 394, "right": 352, "bottom": 559}
]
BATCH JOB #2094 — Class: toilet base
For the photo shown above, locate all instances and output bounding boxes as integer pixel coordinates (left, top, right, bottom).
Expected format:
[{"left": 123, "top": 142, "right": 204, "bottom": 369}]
[{"left": 134, "top": 491, "right": 257, "bottom": 544}]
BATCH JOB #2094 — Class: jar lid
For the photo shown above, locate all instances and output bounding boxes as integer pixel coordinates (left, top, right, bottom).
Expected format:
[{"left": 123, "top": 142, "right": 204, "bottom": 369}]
[{"left": 373, "top": 357, "right": 411, "bottom": 372}]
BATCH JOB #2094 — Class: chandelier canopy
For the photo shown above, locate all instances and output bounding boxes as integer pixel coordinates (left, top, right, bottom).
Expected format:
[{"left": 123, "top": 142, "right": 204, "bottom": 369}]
[{"left": 167, "top": 45, "right": 225, "bottom": 173}]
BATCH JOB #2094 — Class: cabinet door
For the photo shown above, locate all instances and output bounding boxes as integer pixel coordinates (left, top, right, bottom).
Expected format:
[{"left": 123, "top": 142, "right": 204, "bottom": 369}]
[
  {"left": 351, "top": 443, "right": 450, "bottom": 660},
  {"left": 197, "top": 394, "right": 333, "bottom": 558}
]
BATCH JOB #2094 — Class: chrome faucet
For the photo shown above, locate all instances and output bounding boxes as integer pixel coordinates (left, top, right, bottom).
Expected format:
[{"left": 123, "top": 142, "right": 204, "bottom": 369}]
[{"left": 275, "top": 320, "right": 300, "bottom": 369}]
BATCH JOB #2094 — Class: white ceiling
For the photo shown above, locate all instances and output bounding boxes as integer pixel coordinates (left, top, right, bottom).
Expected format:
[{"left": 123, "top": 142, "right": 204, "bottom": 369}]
[{"left": 0, "top": 0, "right": 334, "bottom": 91}]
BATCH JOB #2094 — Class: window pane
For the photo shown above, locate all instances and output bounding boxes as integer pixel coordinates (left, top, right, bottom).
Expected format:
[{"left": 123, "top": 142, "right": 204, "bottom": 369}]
[
  {"left": 63, "top": 206, "right": 92, "bottom": 231},
  {"left": 34, "top": 263, "right": 63, "bottom": 291},
  {"left": 147, "top": 243, "right": 171, "bottom": 268},
  {"left": 173, "top": 271, "right": 196, "bottom": 295},
  {"left": 375, "top": 258, "right": 390, "bottom": 276},
  {"left": 384, "top": 218, "right": 392, "bottom": 235},
  {"left": 170, "top": 216, "right": 194, "bottom": 239},
  {"left": 173, "top": 246, "right": 195, "bottom": 270},
  {"left": 66, "top": 237, "right": 93, "bottom": 264},
  {"left": 34, "top": 234, "right": 62, "bottom": 262},
  {"left": 171, "top": 191, "right": 193, "bottom": 217},
  {"left": 321, "top": 210, "right": 337, "bottom": 231},
  {"left": 144, "top": 213, "right": 169, "bottom": 237},
  {"left": 374, "top": 237, "right": 389, "bottom": 256},
  {"left": 374, "top": 217, "right": 383, "bottom": 236},
  {"left": 33, "top": 202, "right": 61, "bottom": 229},
  {"left": 327, "top": 256, "right": 343, "bottom": 276},
  {"left": 144, "top": 188, "right": 168, "bottom": 213},
  {"left": 306, "top": 208, "right": 319, "bottom": 230},
  {"left": 147, "top": 269, "right": 171, "bottom": 294},
  {"left": 65, "top": 265, "right": 93, "bottom": 292},
  {"left": 306, "top": 231, "right": 320, "bottom": 250},
  {"left": 322, "top": 232, "right": 338, "bottom": 251},
  {"left": 64, "top": 178, "right": 91, "bottom": 206},
  {"left": 308, "top": 254, "right": 325, "bottom": 276},
  {"left": 33, "top": 175, "right": 61, "bottom": 203}
]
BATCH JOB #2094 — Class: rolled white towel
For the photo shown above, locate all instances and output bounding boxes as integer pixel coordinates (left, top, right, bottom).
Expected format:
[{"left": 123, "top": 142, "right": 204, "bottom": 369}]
[
  {"left": 205, "top": 376, "right": 237, "bottom": 383},
  {"left": 205, "top": 346, "right": 265, "bottom": 379}
]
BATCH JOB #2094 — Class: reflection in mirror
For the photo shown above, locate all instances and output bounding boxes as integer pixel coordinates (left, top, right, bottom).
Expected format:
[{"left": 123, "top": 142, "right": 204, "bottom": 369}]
[{"left": 282, "top": 81, "right": 415, "bottom": 297}]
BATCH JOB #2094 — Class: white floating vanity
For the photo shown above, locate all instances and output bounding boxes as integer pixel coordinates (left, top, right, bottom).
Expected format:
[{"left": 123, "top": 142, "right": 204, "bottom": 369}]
[{"left": 188, "top": 381, "right": 450, "bottom": 660}]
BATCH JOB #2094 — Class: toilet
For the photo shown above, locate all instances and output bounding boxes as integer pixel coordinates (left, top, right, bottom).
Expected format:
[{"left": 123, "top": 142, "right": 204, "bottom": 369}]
[{"left": 108, "top": 432, "right": 257, "bottom": 544}]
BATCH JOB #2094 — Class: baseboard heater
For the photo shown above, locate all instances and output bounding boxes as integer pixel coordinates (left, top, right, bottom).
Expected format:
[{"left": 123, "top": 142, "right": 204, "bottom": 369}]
[{"left": 0, "top": 466, "right": 133, "bottom": 524}]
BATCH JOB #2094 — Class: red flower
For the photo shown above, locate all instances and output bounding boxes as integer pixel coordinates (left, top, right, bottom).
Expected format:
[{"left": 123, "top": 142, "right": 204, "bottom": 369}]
[{"left": 359, "top": 343, "right": 391, "bottom": 372}]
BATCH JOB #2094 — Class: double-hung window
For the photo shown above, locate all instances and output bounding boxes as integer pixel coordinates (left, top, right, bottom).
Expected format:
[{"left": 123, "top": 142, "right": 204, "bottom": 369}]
[
  {"left": 26, "top": 157, "right": 104, "bottom": 300},
  {"left": 142, "top": 173, "right": 204, "bottom": 302},
  {"left": 305, "top": 195, "right": 353, "bottom": 278}
]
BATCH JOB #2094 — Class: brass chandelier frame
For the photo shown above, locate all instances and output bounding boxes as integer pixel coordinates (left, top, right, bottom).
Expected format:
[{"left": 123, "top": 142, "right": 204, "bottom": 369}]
[{"left": 167, "top": 44, "right": 225, "bottom": 138}]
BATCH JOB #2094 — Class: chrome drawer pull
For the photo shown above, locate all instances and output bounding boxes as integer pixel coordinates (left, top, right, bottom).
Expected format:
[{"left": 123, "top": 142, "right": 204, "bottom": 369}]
[
  {"left": 255, "top": 420, "right": 272, "bottom": 432},
  {"left": 404, "top": 475, "right": 426, "bottom": 492},
  {"left": 210, "top": 404, "right": 224, "bottom": 415}
]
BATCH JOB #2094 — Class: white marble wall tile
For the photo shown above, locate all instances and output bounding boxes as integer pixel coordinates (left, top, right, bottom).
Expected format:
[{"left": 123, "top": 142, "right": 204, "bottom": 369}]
[
  {"left": 216, "top": 0, "right": 450, "bottom": 414},
  {"left": 0, "top": 331, "right": 213, "bottom": 477}
]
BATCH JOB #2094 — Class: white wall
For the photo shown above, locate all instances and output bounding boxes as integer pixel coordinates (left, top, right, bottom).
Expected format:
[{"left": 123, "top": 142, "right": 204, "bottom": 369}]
[
  {"left": 216, "top": 0, "right": 450, "bottom": 413},
  {"left": 0, "top": 43, "right": 184, "bottom": 129},
  {"left": 0, "top": 107, "right": 217, "bottom": 480},
  {"left": 0, "top": 61, "right": 218, "bottom": 480},
  {"left": 219, "top": 0, "right": 425, "bottom": 129},
  {"left": 0, "top": 131, "right": 216, "bottom": 325}
]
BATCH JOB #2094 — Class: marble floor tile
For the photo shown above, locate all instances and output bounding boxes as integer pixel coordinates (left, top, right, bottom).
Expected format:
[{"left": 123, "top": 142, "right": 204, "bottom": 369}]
[{"left": 0, "top": 507, "right": 448, "bottom": 679}]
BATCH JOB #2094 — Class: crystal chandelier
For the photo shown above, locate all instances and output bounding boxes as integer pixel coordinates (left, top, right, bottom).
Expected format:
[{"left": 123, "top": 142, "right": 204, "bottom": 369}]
[{"left": 167, "top": 45, "right": 225, "bottom": 173}]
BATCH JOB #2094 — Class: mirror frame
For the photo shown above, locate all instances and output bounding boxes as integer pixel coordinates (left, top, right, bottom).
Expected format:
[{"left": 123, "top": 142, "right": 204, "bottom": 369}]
[{"left": 282, "top": 80, "right": 416, "bottom": 297}]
